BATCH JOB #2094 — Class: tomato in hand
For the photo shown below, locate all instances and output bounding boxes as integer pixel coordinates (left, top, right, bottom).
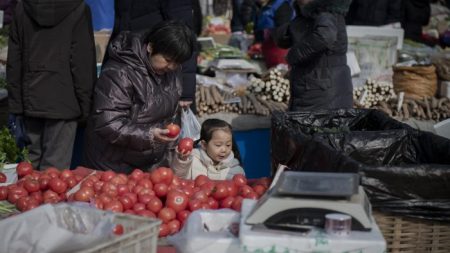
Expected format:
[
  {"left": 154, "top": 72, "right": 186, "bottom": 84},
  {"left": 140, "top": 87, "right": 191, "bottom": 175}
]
[
  {"left": 177, "top": 138, "right": 194, "bottom": 154},
  {"left": 166, "top": 123, "right": 180, "bottom": 138}
]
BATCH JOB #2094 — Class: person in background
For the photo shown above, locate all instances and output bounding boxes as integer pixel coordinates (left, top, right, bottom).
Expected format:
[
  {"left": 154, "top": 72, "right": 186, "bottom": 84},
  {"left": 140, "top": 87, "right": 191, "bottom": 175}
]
[
  {"left": 7, "top": 0, "right": 96, "bottom": 170},
  {"left": 172, "top": 118, "right": 244, "bottom": 180},
  {"left": 83, "top": 20, "right": 196, "bottom": 174},
  {"left": 105, "top": 0, "right": 197, "bottom": 110},
  {"left": 0, "top": 0, "right": 17, "bottom": 26},
  {"left": 401, "top": 0, "right": 431, "bottom": 43},
  {"left": 229, "top": 0, "right": 256, "bottom": 53},
  {"left": 273, "top": 0, "right": 353, "bottom": 111},
  {"left": 254, "top": 0, "right": 295, "bottom": 68},
  {"left": 346, "top": 0, "right": 402, "bottom": 26}
]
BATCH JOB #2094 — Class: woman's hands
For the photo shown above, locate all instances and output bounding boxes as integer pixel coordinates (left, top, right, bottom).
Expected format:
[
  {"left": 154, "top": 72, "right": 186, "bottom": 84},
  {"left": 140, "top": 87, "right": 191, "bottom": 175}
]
[
  {"left": 152, "top": 128, "right": 178, "bottom": 142},
  {"left": 176, "top": 146, "right": 192, "bottom": 161}
]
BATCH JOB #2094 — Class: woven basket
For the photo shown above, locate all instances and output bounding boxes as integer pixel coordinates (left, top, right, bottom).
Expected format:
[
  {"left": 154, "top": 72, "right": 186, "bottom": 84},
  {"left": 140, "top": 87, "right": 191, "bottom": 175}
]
[
  {"left": 393, "top": 65, "right": 437, "bottom": 100},
  {"left": 373, "top": 211, "right": 450, "bottom": 253}
]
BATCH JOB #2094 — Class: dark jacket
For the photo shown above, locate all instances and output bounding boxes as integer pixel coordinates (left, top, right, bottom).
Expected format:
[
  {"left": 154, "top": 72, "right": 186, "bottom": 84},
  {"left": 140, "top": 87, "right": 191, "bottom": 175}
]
[
  {"left": 0, "top": 0, "right": 18, "bottom": 25},
  {"left": 346, "top": 0, "right": 402, "bottom": 26},
  {"left": 254, "top": 0, "right": 294, "bottom": 43},
  {"left": 274, "top": 0, "right": 353, "bottom": 111},
  {"left": 83, "top": 32, "right": 182, "bottom": 173},
  {"left": 106, "top": 0, "right": 196, "bottom": 101},
  {"left": 401, "top": 0, "right": 430, "bottom": 42},
  {"left": 7, "top": 0, "right": 96, "bottom": 120}
]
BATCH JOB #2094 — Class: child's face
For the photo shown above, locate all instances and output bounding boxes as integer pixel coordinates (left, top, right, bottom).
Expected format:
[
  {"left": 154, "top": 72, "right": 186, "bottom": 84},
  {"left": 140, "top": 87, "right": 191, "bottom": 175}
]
[{"left": 202, "top": 129, "right": 233, "bottom": 164}]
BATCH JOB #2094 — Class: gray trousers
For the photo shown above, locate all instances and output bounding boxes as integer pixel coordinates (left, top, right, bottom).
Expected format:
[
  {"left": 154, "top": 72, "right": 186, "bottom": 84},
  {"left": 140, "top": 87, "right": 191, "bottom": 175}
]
[{"left": 24, "top": 117, "right": 77, "bottom": 170}]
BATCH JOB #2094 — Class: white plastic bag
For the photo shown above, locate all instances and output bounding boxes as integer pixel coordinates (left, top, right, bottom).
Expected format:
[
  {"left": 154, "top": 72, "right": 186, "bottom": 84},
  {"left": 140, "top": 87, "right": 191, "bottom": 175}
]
[
  {"left": 167, "top": 209, "right": 243, "bottom": 253},
  {"left": 180, "top": 108, "right": 201, "bottom": 141}
]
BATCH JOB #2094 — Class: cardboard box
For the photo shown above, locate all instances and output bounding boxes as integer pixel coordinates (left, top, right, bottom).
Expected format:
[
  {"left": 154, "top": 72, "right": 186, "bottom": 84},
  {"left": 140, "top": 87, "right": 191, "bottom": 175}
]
[{"left": 94, "top": 31, "right": 111, "bottom": 63}]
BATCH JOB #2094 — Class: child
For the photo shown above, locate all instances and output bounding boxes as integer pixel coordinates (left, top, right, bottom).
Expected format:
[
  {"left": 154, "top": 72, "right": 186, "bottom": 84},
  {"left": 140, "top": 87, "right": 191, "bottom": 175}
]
[
  {"left": 171, "top": 119, "right": 245, "bottom": 180},
  {"left": 273, "top": 0, "right": 353, "bottom": 111}
]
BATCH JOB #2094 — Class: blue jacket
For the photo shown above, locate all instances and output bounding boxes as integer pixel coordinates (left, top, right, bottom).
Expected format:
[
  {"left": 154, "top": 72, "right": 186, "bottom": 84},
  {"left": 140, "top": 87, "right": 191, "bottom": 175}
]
[{"left": 255, "top": 0, "right": 294, "bottom": 30}]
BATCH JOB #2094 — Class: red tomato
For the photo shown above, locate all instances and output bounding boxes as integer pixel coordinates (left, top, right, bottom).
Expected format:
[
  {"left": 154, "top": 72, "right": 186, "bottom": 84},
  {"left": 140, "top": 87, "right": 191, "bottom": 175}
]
[
  {"left": 158, "top": 207, "right": 176, "bottom": 223},
  {"left": 244, "top": 191, "right": 258, "bottom": 200},
  {"left": 49, "top": 178, "right": 68, "bottom": 194},
  {"left": 43, "top": 190, "right": 60, "bottom": 204},
  {"left": 188, "top": 199, "right": 203, "bottom": 212},
  {"left": 239, "top": 185, "right": 253, "bottom": 197},
  {"left": 136, "top": 210, "right": 156, "bottom": 218},
  {"left": 74, "top": 187, "right": 95, "bottom": 202},
  {"left": 16, "top": 196, "right": 31, "bottom": 211},
  {"left": 171, "top": 176, "right": 182, "bottom": 187},
  {"left": 0, "top": 172, "right": 7, "bottom": 183},
  {"left": 104, "top": 200, "right": 123, "bottom": 212},
  {"left": 192, "top": 190, "right": 208, "bottom": 203},
  {"left": 8, "top": 186, "right": 28, "bottom": 204},
  {"left": 25, "top": 198, "right": 40, "bottom": 211},
  {"left": 81, "top": 179, "right": 95, "bottom": 189},
  {"left": 232, "top": 196, "right": 243, "bottom": 212},
  {"left": 220, "top": 196, "right": 235, "bottom": 208},
  {"left": 65, "top": 177, "right": 78, "bottom": 189},
  {"left": 232, "top": 174, "right": 247, "bottom": 187},
  {"left": 158, "top": 167, "right": 174, "bottom": 185},
  {"left": 97, "top": 194, "right": 113, "bottom": 205},
  {"left": 177, "top": 138, "right": 194, "bottom": 154},
  {"left": 194, "top": 175, "right": 210, "bottom": 187},
  {"left": 23, "top": 179, "right": 40, "bottom": 193},
  {"left": 166, "top": 190, "right": 189, "bottom": 212},
  {"left": 123, "top": 192, "right": 138, "bottom": 205},
  {"left": 180, "top": 187, "right": 194, "bottom": 197},
  {"left": 159, "top": 223, "right": 170, "bottom": 237},
  {"left": 101, "top": 170, "right": 116, "bottom": 182},
  {"left": 252, "top": 185, "right": 267, "bottom": 196},
  {"left": 168, "top": 219, "right": 181, "bottom": 234},
  {"left": 150, "top": 169, "right": 163, "bottom": 184},
  {"left": 129, "top": 169, "right": 144, "bottom": 181},
  {"left": 59, "top": 169, "right": 73, "bottom": 180},
  {"left": 212, "top": 183, "right": 228, "bottom": 200},
  {"left": 146, "top": 197, "right": 163, "bottom": 213},
  {"left": 16, "top": 162, "right": 34, "bottom": 178},
  {"left": 177, "top": 210, "right": 191, "bottom": 224},
  {"left": 166, "top": 123, "right": 180, "bottom": 138},
  {"left": 113, "top": 224, "right": 124, "bottom": 235},
  {"left": 0, "top": 186, "right": 8, "bottom": 200},
  {"left": 207, "top": 197, "right": 219, "bottom": 209},
  {"left": 110, "top": 175, "right": 127, "bottom": 185},
  {"left": 138, "top": 193, "right": 153, "bottom": 205},
  {"left": 92, "top": 198, "right": 104, "bottom": 210},
  {"left": 28, "top": 171, "right": 41, "bottom": 181},
  {"left": 154, "top": 183, "right": 168, "bottom": 197},
  {"left": 94, "top": 181, "right": 105, "bottom": 193},
  {"left": 137, "top": 179, "right": 153, "bottom": 189},
  {"left": 117, "top": 184, "right": 130, "bottom": 196},
  {"left": 38, "top": 175, "right": 51, "bottom": 191},
  {"left": 102, "top": 182, "right": 118, "bottom": 194},
  {"left": 226, "top": 182, "right": 238, "bottom": 197},
  {"left": 133, "top": 203, "right": 146, "bottom": 212},
  {"left": 29, "top": 191, "right": 43, "bottom": 204},
  {"left": 200, "top": 181, "right": 216, "bottom": 196},
  {"left": 127, "top": 179, "right": 137, "bottom": 189}
]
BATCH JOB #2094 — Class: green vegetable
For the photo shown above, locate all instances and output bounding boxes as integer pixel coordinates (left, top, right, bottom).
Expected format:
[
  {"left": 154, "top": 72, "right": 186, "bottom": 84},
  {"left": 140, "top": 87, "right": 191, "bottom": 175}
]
[{"left": 0, "top": 127, "right": 29, "bottom": 169}]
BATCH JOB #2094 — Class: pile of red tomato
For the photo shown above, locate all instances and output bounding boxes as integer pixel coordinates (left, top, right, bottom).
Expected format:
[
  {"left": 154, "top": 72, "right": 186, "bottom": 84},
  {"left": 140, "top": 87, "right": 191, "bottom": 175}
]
[{"left": 0, "top": 162, "right": 270, "bottom": 237}]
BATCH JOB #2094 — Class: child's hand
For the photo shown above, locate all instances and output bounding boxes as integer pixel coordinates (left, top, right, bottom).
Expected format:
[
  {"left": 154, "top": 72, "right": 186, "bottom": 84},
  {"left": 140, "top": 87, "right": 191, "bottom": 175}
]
[{"left": 176, "top": 146, "right": 192, "bottom": 161}]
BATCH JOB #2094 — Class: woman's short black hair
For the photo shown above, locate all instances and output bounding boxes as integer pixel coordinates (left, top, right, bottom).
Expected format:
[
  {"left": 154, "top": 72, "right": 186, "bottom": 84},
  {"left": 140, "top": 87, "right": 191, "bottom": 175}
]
[{"left": 144, "top": 20, "right": 196, "bottom": 64}]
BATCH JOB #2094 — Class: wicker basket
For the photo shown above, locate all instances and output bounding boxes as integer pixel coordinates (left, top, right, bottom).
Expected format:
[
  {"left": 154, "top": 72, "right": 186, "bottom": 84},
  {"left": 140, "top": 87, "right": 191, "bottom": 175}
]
[
  {"left": 373, "top": 211, "right": 450, "bottom": 253},
  {"left": 393, "top": 65, "right": 438, "bottom": 100}
]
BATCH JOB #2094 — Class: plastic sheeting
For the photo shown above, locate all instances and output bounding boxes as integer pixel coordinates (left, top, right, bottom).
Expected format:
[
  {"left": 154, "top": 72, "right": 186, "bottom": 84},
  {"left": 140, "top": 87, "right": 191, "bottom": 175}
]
[{"left": 271, "top": 109, "right": 450, "bottom": 221}]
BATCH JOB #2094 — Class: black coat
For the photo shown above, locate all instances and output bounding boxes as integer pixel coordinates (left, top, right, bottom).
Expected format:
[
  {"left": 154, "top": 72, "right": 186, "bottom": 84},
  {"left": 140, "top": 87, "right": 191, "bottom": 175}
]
[
  {"left": 401, "top": 0, "right": 430, "bottom": 42},
  {"left": 83, "top": 32, "right": 182, "bottom": 173},
  {"left": 274, "top": 0, "right": 353, "bottom": 111},
  {"left": 7, "top": 0, "right": 96, "bottom": 120},
  {"left": 346, "top": 0, "right": 402, "bottom": 26},
  {"left": 106, "top": 0, "right": 197, "bottom": 101}
]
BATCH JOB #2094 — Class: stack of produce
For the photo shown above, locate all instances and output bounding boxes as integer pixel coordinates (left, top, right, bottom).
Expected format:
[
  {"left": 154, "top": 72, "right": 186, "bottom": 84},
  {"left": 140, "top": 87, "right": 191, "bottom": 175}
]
[
  {"left": 0, "top": 162, "right": 270, "bottom": 237},
  {"left": 375, "top": 96, "right": 450, "bottom": 121},
  {"left": 353, "top": 79, "right": 396, "bottom": 108},
  {"left": 196, "top": 68, "right": 290, "bottom": 116}
]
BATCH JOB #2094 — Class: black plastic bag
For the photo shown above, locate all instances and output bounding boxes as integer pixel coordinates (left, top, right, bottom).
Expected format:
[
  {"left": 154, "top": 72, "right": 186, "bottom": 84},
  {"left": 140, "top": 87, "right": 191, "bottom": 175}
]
[{"left": 271, "top": 109, "right": 450, "bottom": 221}]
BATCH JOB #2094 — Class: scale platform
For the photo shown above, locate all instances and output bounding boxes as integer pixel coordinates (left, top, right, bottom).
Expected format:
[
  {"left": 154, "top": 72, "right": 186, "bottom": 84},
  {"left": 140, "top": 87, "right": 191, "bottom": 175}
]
[{"left": 246, "top": 170, "right": 373, "bottom": 231}]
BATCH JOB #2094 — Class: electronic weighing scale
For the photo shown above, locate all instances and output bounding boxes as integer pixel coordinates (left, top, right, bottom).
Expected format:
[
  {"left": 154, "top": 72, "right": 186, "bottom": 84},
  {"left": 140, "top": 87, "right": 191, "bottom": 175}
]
[{"left": 246, "top": 169, "right": 373, "bottom": 232}]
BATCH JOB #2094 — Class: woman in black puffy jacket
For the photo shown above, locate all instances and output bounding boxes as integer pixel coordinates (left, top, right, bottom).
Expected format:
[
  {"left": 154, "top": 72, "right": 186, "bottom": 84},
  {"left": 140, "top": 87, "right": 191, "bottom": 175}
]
[{"left": 274, "top": 0, "right": 353, "bottom": 111}]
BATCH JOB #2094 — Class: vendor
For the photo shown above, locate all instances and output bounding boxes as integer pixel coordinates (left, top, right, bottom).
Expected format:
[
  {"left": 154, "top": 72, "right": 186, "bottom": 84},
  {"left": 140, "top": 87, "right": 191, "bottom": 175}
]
[
  {"left": 273, "top": 0, "right": 353, "bottom": 111},
  {"left": 82, "top": 20, "right": 196, "bottom": 174}
]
